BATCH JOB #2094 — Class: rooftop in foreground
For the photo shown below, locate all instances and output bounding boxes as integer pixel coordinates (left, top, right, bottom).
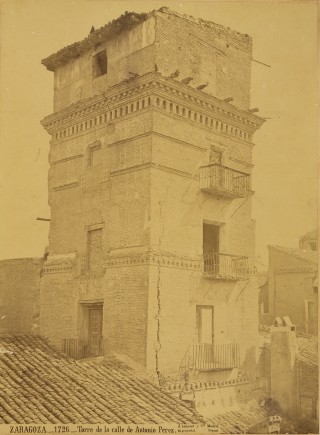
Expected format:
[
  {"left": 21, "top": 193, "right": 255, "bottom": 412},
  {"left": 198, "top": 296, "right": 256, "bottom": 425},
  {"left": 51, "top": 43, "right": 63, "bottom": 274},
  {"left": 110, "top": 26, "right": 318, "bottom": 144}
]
[
  {"left": 0, "top": 335, "right": 277, "bottom": 432},
  {"left": 0, "top": 335, "right": 205, "bottom": 425}
]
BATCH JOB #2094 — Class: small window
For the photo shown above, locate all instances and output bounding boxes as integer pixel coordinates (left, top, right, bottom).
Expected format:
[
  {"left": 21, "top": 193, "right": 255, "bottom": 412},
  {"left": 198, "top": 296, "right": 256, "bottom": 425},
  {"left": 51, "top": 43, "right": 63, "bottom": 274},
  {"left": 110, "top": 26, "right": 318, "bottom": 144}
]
[{"left": 93, "top": 50, "right": 108, "bottom": 78}]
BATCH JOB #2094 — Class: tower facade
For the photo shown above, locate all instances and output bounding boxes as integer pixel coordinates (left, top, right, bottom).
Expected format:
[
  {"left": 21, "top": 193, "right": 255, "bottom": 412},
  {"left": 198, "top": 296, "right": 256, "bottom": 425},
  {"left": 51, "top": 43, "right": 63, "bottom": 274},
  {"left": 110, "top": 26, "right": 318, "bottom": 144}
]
[{"left": 40, "top": 8, "right": 264, "bottom": 377}]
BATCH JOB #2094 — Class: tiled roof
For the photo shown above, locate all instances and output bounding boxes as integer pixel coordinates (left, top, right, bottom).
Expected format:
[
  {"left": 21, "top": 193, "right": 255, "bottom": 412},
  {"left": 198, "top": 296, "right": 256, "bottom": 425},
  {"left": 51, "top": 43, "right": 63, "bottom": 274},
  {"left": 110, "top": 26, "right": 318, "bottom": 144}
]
[
  {"left": 297, "top": 335, "right": 318, "bottom": 367},
  {"left": 207, "top": 405, "right": 270, "bottom": 434},
  {"left": 299, "top": 229, "right": 317, "bottom": 241},
  {"left": 269, "top": 245, "right": 318, "bottom": 265},
  {"left": 0, "top": 335, "right": 206, "bottom": 425}
]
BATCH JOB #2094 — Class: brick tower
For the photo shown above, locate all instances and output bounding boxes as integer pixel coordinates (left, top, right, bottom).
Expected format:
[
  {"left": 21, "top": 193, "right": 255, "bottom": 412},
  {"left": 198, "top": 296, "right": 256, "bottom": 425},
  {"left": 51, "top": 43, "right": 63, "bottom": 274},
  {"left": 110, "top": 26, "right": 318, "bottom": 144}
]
[{"left": 40, "top": 8, "right": 264, "bottom": 379}]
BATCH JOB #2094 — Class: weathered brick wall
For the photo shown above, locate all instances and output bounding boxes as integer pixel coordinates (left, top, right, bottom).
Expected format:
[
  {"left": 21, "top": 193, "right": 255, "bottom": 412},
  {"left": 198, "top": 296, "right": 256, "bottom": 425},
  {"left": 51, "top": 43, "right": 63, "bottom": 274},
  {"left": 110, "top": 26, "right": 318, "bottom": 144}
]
[
  {"left": 40, "top": 271, "right": 79, "bottom": 347},
  {"left": 0, "top": 258, "right": 43, "bottom": 334},
  {"left": 51, "top": 9, "right": 252, "bottom": 112},
  {"left": 103, "top": 264, "right": 149, "bottom": 367},
  {"left": 48, "top": 110, "right": 153, "bottom": 255},
  {"left": 155, "top": 10, "right": 252, "bottom": 110},
  {"left": 53, "top": 16, "right": 156, "bottom": 111},
  {"left": 150, "top": 112, "right": 254, "bottom": 258}
]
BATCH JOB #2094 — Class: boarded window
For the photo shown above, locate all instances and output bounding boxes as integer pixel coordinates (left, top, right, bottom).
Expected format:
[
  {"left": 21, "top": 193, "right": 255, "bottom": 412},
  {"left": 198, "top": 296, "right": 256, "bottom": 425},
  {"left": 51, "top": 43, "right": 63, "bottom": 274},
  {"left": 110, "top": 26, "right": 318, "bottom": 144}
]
[
  {"left": 93, "top": 50, "right": 108, "bottom": 78},
  {"left": 88, "top": 228, "right": 103, "bottom": 275}
]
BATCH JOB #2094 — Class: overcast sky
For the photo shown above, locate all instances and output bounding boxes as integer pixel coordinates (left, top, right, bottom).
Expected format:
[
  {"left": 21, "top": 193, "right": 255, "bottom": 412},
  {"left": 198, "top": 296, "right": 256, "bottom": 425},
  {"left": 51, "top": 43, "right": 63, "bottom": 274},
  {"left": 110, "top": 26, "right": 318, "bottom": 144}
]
[{"left": 0, "top": 0, "right": 318, "bottom": 265}]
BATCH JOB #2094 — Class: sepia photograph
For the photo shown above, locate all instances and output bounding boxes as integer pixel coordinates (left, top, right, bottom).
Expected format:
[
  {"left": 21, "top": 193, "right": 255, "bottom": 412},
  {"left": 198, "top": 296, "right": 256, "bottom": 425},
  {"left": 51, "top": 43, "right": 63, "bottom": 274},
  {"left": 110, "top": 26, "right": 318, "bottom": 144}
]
[{"left": 0, "top": 0, "right": 318, "bottom": 433}]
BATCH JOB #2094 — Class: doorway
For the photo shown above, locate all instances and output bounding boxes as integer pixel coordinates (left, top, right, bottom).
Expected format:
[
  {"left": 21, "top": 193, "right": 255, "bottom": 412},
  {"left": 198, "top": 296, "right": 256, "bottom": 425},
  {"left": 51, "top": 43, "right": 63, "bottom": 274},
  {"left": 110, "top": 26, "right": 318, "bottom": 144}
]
[
  {"left": 196, "top": 305, "right": 214, "bottom": 344},
  {"left": 88, "top": 306, "right": 103, "bottom": 356},
  {"left": 203, "top": 223, "right": 220, "bottom": 254},
  {"left": 203, "top": 223, "right": 220, "bottom": 274}
]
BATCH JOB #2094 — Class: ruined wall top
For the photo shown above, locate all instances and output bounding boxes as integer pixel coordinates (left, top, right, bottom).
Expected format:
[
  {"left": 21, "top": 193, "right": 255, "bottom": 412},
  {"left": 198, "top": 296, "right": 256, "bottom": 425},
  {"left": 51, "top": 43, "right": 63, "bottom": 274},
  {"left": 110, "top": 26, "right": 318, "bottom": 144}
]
[{"left": 42, "top": 7, "right": 252, "bottom": 71}]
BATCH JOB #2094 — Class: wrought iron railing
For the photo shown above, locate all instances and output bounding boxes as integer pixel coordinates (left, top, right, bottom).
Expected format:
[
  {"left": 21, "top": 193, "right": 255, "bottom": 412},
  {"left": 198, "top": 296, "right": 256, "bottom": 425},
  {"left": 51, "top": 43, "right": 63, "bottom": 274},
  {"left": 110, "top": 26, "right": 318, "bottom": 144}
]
[
  {"left": 62, "top": 338, "right": 105, "bottom": 360},
  {"left": 180, "top": 343, "right": 240, "bottom": 371},
  {"left": 199, "top": 164, "right": 250, "bottom": 197},
  {"left": 203, "top": 252, "right": 252, "bottom": 279}
]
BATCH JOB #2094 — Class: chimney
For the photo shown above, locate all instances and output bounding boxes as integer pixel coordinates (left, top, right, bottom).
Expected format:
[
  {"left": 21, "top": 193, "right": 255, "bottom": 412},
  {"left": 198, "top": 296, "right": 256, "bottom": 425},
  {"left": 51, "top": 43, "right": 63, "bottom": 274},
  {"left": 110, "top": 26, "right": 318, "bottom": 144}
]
[{"left": 270, "top": 316, "right": 298, "bottom": 417}]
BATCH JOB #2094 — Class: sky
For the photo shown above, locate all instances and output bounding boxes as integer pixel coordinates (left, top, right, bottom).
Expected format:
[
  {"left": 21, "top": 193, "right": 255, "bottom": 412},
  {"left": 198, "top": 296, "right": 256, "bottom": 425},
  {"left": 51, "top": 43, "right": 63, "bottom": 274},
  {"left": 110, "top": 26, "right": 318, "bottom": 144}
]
[{"left": 0, "top": 0, "right": 318, "bottom": 266}]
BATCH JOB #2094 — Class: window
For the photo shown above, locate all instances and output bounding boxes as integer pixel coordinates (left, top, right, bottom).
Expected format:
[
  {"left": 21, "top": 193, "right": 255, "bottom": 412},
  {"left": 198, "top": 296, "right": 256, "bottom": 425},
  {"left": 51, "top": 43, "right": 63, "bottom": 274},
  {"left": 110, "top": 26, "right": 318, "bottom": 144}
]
[
  {"left": 93, "top": 50, "right": 108, "bottom": 78},
  {"left": 203, "top": 223, "right": 220, "bottom": 254},
  {"left": 87, "top": 228, "right": 104, "bottom": 275}
]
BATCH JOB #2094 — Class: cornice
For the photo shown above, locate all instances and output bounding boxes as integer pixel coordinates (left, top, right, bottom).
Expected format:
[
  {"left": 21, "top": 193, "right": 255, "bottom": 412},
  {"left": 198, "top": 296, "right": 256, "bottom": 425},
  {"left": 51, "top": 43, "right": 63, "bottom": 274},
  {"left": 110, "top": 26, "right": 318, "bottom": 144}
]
[
  {"left": 42, "top": 250, "right": 203, "bottom": 275},
  {"left": 41, "top": 72, "right": 264, "bottom": 143},
  {"left": 106, "top": 250, "right": 202, "bottom": 270},
  {"left": 42, "top": 265, "right": 73, "bottom": 274},
  {"left": 42, "top": 253, "right": 76, "bottom": 274}
]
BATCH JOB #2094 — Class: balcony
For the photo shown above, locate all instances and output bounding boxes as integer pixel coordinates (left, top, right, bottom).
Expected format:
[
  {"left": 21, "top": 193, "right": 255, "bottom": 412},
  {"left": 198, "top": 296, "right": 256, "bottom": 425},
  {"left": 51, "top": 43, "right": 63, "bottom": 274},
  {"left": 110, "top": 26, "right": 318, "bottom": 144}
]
[
  {"left": 199, "top": 164, "right": 250, "bottom": 197},
  {"left": 180, "top": 343, "right": 240, "bottom": 371},
  {"left": 203, "top": 252, "right": 253, "bottom": 279},
  {"left": 62, "top": 338, "right": 105, "bottom": 360}
]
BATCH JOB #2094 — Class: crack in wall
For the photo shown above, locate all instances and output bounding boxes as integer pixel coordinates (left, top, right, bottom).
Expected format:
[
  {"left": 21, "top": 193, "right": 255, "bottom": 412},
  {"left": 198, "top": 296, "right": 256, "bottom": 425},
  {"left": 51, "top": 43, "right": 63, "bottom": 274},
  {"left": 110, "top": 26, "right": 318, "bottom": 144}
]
[{"left": 155, "top": 183, "right": 171, "bottom": 381}]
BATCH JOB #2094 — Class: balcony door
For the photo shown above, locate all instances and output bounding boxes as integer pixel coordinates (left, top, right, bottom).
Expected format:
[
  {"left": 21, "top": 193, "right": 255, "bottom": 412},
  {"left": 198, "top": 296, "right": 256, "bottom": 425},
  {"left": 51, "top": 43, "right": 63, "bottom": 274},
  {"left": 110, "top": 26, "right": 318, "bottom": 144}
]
[
  {"left": 203, "top": 223, "right": 220, "bottom": 274},
  {"left": 196, "top": 305, "right": 214, "bottom": 344},
  {"left": 203, "top": 223, "right": 219, "bottom": 254},
  {"left": 89, "top": 307, "right": 103, "bottom": 356}
]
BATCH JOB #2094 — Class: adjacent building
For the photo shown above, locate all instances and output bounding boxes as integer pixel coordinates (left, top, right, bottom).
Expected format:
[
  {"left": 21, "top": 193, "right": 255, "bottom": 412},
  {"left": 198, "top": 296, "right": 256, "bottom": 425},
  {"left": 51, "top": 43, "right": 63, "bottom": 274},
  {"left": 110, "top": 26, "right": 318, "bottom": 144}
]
[
  {"left": 0, "top": 257, "right": 44, "bottom": 335},
  {"left": 259, "top": 231, "right": 318, "bottom": 334},
  {"left": 39, "top": 8, "right": 265, "bottom": 382}
]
